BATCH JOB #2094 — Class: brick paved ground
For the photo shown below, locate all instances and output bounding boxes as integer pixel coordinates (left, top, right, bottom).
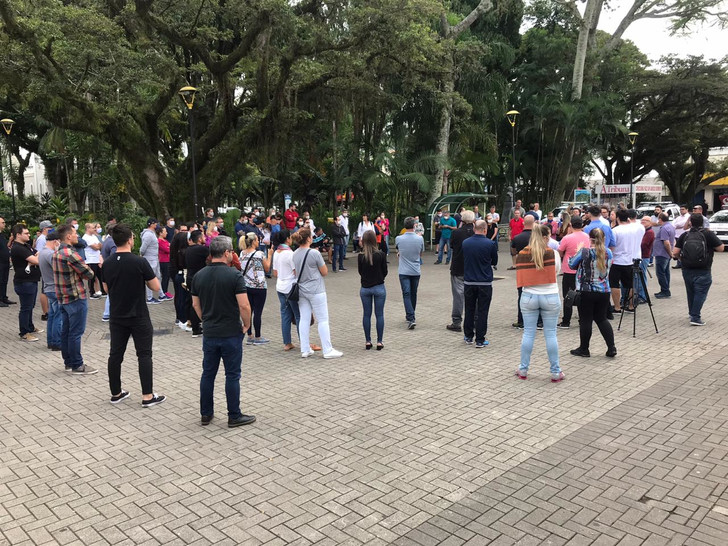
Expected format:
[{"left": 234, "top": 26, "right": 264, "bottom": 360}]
[{"left": 1, "top": 248, "right": 727, "bottom": 545}]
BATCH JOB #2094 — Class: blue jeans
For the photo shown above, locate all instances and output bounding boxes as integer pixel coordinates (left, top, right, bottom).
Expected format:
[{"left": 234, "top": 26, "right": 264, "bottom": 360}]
[
  {"left": 45, "top": 291, "right": 63, "bottom": 348},
  {"left": 682, "top": 268, "right": 712, "bottom": 322},
  {"left": 333, "top": 244, "right": 345, "bottom": 271},
  {"left": 14, "top": 281, "right": 37, "bottom": 336},
  {"left": 103, "top": 293, "right": 111, "bottom": 320},
  {"left": 519, "top": 292, "right": 561, "bottom": 375},
  {"left": 360, "top": 284, "right": 386, "bottom": 343},
  {"left": 277, "top": 291, "right": 300, "bottom": 346},
  {"left": 60, "top": 298, "right": 88, "bottom": 369},
  {"left": 343, "top": 235, "right": 349, "bottom": 258},
  {"left": 654, "top": 256, "right": 671, "bottom": 296},
  {"left": 438, "top": 238, "right": 451, "bottom": 263},
  {"left": 399, "top": 274, "right": 420, "bottom": 322},
  {"left": 200, "top": 334, "right": 243, "bottom": 419}
]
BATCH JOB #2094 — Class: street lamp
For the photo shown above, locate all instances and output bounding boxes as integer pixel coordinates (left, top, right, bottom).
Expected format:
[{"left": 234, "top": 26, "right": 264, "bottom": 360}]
[
  {"left": 1, "top": 118, "right": 16, "bottom": 224},
  {"left": 628, "top": 131, "right": 638, "bottom": 208},
  {"left": 179, "top": 86, "right": 199, "bottom": 218},
  {"left": 506, "top": 109, "right": 519, "bottom": 213}
]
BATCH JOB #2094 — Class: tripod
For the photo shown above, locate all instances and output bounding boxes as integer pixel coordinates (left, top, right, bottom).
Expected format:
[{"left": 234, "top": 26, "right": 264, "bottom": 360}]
[{"left": 618, "top": 259, "right": 659, "bottom": 336}]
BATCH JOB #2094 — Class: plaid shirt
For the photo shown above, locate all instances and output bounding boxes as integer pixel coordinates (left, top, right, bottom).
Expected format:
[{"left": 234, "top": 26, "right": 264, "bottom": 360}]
[{"left": 53, "top": 244, "right": 95, "bottom": 304}]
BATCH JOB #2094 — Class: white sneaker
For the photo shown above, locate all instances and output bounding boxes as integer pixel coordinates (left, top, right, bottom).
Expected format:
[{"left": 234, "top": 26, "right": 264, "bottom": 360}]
[
  {"left": 301, "top": 350, "right": 315, "bottom": 358},
  {"left": 323, "top": 349, "right": 343, "bottom": 359},
  {"left": 177, "top": 321, "right": 188, "bottom": 331},
  {"left": 93, "top": 291, "right": 102, "bottom": 297}
]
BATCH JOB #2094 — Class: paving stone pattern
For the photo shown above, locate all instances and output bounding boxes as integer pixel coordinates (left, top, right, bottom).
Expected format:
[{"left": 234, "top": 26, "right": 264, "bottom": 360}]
[{"left": 1, "top": 248, "right": 727, "bottom": 545}]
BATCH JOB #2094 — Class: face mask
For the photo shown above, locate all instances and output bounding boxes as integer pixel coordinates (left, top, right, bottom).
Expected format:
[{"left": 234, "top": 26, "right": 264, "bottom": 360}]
[
  {"left": 96, "top": 228, "right": 102, "bottom": 234},
  {"left": 187, "top": 232, "right": 192, "bottom": 240},
  {"left": 168, "top": 221, "right": 175, "bottom": 227},
  {"left": 72, "top": 224, "right": 79, "bottom": 231},
  {"left": 213, "top": 226, "right": 218, "bottom": 232}
]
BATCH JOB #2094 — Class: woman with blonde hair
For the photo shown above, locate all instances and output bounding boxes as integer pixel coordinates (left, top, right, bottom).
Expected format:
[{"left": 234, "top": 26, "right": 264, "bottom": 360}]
[
  {"left": 568, "top": 228, "right": 616, "bottom": 358},
  {"left": 291, "top": 229, "right": 342, "bottom": 359},
  {"left": 239, "top": 231, "right": 271, "bottom": 345},
  {"left": 204, "top": 221, "right": 219, "bottom": 246},
  {"left": 358, "top": 230, "right": 387, "bottom": 349},
  {"left": 515, "top": 226, "right": 564, "bottom": 382},
  {"left": 556, "top": 212, "right": 571, "bottom": 241}
]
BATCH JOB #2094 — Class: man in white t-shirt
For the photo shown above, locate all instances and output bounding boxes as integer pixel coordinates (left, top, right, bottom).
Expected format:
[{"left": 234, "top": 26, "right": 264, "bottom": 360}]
[
  {"left": 609, "top": 209, "right": 644, "bottom": 312},
  {"left": 672, "top": 205, "right": 690, "bottom": 269},
  {"left": 82, "top": 223, "right": 104, "bottom": 298},
  {"left": 337, "top": 209, "right": 350, "bottom": 259}
]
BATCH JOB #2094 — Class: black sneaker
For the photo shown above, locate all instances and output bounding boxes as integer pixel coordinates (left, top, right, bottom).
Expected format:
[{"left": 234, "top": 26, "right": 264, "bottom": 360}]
[
  {"left": 110, "top": 390, "right": 130, "bottom": 404},
  {"left": 570, "top": 348, "right": 590, "bottom": 358},
  {"left": 201, "top": 415, "right": 213, "bottom": 426},
  {"left": 606, "top": 347, "right": 617, "bottom": 357},
  {"left": 512, "top": 322, "right": 523, "bottom": 329},
  {"left": 557, "top": 322, "right": 570, "bottom": 329},
  {"left": 191, "top": 331, "right": 202, "bottom": 338},
  {"left": 41, "top": 314, "right": 48, "bottom": 321},
  {"left": 407, "top": 321, "right": 416, "bottom": 330},
  {"left": 142, "top": 394, "right": 166, "bottom": 408},
  {"left": 537, "top": 323, "right": 544, "bottom": 330},
  {"left": 228, "top": 414, "right": 256, "bottom": 427}
]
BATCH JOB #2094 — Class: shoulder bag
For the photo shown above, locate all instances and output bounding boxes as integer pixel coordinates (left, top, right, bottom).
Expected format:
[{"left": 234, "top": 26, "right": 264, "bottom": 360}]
[{"left": 286, "top": 249, "right": 311, "bottom": 303}]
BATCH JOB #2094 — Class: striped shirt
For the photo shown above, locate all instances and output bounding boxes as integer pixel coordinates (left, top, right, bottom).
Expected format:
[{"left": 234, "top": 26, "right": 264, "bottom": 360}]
[
  {"left": 515, "top": 247, "right": 557, "bottom": 289},
  {"left": 52, "top": 244, "right": 95, "bottom": 304}
]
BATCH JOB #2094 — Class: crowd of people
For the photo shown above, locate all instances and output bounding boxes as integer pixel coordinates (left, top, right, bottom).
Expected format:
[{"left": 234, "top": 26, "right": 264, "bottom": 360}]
[{"left": 0, "top": 196, "right": 723, "bottom": 424}]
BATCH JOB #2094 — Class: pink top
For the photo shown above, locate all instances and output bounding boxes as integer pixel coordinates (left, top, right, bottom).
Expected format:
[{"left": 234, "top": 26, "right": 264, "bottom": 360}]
[
  {"left": 558, "top": 231, "right": 590, "bottom": 274},
  {"left": 158, "top": 238, "right": 170, "bottom": 263}
]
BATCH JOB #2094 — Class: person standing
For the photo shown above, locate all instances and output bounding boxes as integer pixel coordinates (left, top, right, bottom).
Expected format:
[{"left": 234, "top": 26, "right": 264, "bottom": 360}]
[
  {"left": 446, "top": 210, "right": 475, "bottom": 332},
  {"left": 509, "top": 199, "right": 526, "bottom": 219},
  {"left": 284, "top": 203, "right": 299, "bottom": 230},
  {"left": 557, "top": 216, "right": 590, "bottom": 329},
  {"left": 82, "top": 223, "right": 104, "bottom": 298},
  {"left": 653, "top": 213, "right": 675, "bottom": 299},
  {"left": 331, "top": 216, "right": 347, "bottom": 272},
  {"left": 515, "top": 226, "right": 564, "bottom": 382},
  {"left": 568, "top": 228, "right": 616, "bottom": 358},
  {"left": 291, "top": 229, "right": 343, "bottom": 359},
  {"left": 672, "top": 205, "right": 690, "bottom": 269},
  {"left": 170, "top": 223, "right": 191, "bottom": 329},
  {"left": 510, "top": 215, "right": 535, "bottom": 327},
  {"left": 435, "top": 209, "right": 457, "bottom": 264},
  {"left": 358, "top": 231, "right": 387, "bottom": 350},
  {"left": 52, "top": 224, "right": 96, "bottom": 374},
  {"left": 635, "top": 216, "right": 655, "bottom": 303},
  {"left": 356, "top": 214, "right": 375, "bottom": 253},
  {"left": 35, "top": 220, "right": 53, "bottom": 320},
  {"left": 100, "top": 221, "right": 117, "bottom": 322},
  {"left": 164, "top": 217, "right": 177, "bottom": 243},
  {"left": 610, "top": 209, "right": 644, "bottom": 313},
  {"left": 489, "top": 205, "right": 500, "bottom": 224},
  {"left": 38, "top": 232, "right": 63, "bottom": 351},
  {"left": 395, "top": 217, "right": 424, "bottom": 330},
  {"left": 376, "top": 212, "right": 390, "bottom": 255},
  {"left": 673, "top": 213, "right": 724, "bottom": 326},
  {"left": 0, "top": 217, "right": 14, "bottom": 307},
  {"left": 191, "top": 236, "right": 255, "bottom": 427},
  {"left": 338, "top": 209, "right": 350, "bottom": 259},
  {"left": 157, "top": 226, "right": 172, "bottom": 300},
  {"left": 239, "top": 232, "right": 272, "bottom": 345},
  {"left": 103, "top": 224, "right": 166, "bottom": 407},
  {"left": 508, "top": 209, "right": 525, "bottom": 270},
  {"left": 186, "top": 230, "right": 210, "bottom": 337},
  {"left": 462, "top": 220, "right": 498, "bottom": 348},
  {"left": 140, "top": 218, "right": 162, "bottom": 304},
  {"left": 10, "top": 224, "right": 42, "bottom": 341}
]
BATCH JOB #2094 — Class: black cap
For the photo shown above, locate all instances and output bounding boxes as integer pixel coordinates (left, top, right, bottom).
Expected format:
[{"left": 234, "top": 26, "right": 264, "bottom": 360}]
[{"left": 147, "top": 218, "right": 158, "bottom": 226}]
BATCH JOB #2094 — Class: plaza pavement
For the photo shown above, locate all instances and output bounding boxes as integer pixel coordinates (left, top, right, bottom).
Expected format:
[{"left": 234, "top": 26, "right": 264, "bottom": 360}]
[{"left": 1, "top": 247, "right": 727, "bottom": 546}]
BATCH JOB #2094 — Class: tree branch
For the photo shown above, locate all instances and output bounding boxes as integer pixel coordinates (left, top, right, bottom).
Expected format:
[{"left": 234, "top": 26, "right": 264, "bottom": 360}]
[{"left": 448, "top": 0, "right": 493, "bottom": 38}]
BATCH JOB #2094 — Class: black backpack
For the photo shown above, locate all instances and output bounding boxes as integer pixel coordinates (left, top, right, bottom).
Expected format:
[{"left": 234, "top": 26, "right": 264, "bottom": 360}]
[{"left": 680, "top": 229, "right": 708, "bottom": 268}]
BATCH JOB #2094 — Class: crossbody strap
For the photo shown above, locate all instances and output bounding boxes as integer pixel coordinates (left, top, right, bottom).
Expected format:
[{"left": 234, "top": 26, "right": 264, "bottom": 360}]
[{"left": 296, "top": 249, "right": 311, "bottom": 283}]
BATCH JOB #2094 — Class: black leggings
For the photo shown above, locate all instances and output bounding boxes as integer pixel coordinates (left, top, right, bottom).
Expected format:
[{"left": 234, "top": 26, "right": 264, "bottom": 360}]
[
  {"left": 246, "top": 288, "right": 267, "bottom": 338},
  {"left": 89, "top": 263, "right": 104, "bottom": 294},
  {"left": 577, "top": 291, "right": 615, "bottom": 351}
]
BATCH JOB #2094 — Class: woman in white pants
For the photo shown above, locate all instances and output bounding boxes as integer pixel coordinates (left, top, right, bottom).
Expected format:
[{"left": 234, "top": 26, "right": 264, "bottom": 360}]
[{"left": 291, "top": 228, "right": 343, "bottom": 359}]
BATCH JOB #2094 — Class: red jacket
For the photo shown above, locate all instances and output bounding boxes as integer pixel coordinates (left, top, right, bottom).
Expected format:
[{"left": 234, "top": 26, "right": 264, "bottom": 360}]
[
  {"left": 510, "top": 218, "right": 524, "bottom": 239},
  {"left": 284, "top": 209, "right": 299, "bottom": 230}
]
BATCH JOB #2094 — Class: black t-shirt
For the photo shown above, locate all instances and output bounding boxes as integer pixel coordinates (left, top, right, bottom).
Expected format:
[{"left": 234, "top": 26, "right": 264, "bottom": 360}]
[
  {"left": 10, "top": 242, "right": 41, "bottom": 283},
  {"left": 186, "top": 244, "right": 210, "bottom": 282},
  {"left": 675, "top": 228, "right": 723, "bottom": 269},
  {"left": 449, "top": 223, "right": 475, "bottom": 276},
  {"left": 358, "top": 250, "right": 388, "bottom": 288},
  {"left": 190, "top": 263, "right": 247, "bottom": 338},
  {"left": 103, "top": 252, "right": 156, "bottom": 319},
  {"left": 511, "top": 229, "right": 533, "bottom": 253}
]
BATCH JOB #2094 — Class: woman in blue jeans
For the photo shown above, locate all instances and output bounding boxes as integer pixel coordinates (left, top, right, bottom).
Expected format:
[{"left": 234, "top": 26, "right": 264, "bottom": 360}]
[
  {"left": 515, "top": 225, "right": 564, "bottom": 382},
  {"left": 358, "top": 231, "right": 387, "bottom": 349}
]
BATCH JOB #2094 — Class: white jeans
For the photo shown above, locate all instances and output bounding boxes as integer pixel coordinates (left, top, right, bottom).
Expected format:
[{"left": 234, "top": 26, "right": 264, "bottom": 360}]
[{"left": 298, "top": 292, "right": 333, "bottom": 354}]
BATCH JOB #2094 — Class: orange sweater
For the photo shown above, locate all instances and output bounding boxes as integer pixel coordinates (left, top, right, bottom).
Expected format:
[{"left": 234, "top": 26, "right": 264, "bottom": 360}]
[{"left": 516, "top": 247, "right": 557, "bottom": 288}]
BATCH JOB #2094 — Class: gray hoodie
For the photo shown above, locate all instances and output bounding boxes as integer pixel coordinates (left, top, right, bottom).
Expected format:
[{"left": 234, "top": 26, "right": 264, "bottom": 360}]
[{"left": 139, "top": 228, "right": 159, "bottom": 262}]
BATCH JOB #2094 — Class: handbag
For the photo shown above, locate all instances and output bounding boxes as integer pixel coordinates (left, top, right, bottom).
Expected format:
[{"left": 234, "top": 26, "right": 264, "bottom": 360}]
[
  {"left": 286, "top": 249, "right": 311, "bottom": 303},
  {"left": 564, "top": 289, "right": 581, "bottom": 308}
]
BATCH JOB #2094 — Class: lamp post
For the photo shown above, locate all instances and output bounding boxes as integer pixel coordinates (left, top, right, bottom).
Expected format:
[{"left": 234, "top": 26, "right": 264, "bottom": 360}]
[
  {"left": 1, "top": 118, "right": 16, "bottom": 224},
  {"left": 628, "top": 131, "right": 638, "bottom": 208},
  {"left": 179, "top": 86, "right": 199, "bottom": 218},
  {"left": 506, "top": 110, "right": 519, "bottom": 213}
]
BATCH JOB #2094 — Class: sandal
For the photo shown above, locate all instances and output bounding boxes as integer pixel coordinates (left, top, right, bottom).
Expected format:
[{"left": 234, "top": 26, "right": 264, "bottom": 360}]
[
  {"left": 365, "top": 342, "right": 373, "bottom": 350},
  {"left": 284, "top": 343, "right": 295, "bottom": 352},
  {"left": 376, "top": 343, "right": 384, "bottom": 351}
]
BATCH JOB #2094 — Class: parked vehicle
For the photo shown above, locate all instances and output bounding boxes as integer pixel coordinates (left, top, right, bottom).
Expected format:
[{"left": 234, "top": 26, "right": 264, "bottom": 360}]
[
  {"left": 636, "top": 203, "right": 680, "bottom": 220},
  {"left": 709, "top": 210, "right": 728, "bottom": 245}
]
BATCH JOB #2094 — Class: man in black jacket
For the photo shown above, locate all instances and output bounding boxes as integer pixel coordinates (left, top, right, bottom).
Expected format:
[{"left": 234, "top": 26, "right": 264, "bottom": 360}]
[
  {"left": 185, "top": 230, "right": 210, "bottom": 337},
  {"left": 446, "top": 210, "right": 475, "bottom": 332},
  {"left": 0, "top": 217, "right": 15, "bottom": 307}
]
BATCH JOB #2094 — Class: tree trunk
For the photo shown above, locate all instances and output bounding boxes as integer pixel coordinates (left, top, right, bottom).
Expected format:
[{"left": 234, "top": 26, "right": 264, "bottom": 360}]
[{"left": 429, "top": 70, "right": 454, "bottom": 207}]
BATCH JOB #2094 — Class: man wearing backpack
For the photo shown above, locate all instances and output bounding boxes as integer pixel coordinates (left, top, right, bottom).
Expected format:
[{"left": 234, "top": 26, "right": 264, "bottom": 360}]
[{"left": 673, "top": 213, "right": 723, "bottom": 326}]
